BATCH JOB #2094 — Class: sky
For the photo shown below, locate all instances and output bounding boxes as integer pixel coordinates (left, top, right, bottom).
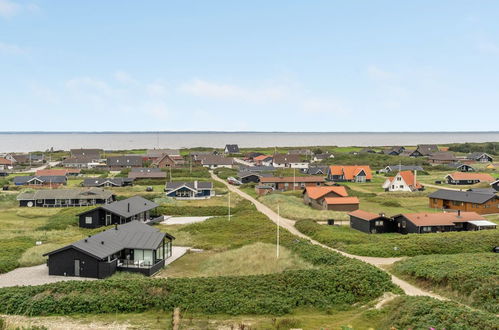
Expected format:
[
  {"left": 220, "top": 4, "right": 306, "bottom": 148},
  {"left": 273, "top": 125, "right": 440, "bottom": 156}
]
[{"left": 1, "top": 0, "right": 499, "bottom": 132}]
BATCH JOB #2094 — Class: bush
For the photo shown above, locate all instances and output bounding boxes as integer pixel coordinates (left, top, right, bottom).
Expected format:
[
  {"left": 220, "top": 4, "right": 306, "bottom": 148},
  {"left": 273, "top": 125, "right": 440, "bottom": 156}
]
[
  {"left": 380, "top": 200, "right": 401, "bottom": 207},
  {"left": 213, "top": 167, "right": 238, "bottom": 180},
  {"left": 0, "top": 237, "right": 33, "bottom": 274},
  {"left": 295, "top": 219, "right": 499, "bottom": 257},
  {"left": 0, "top": 265, "right": 394, "bottom": 316},
  {"left": 381, "top": 296, "right": 498, "bottom": 329},
  {"left": 392, "top": 253, "right": 499, "bottom": 313},
  {"left": 37, "top": 207, "right": 93, "bottom": 231}
]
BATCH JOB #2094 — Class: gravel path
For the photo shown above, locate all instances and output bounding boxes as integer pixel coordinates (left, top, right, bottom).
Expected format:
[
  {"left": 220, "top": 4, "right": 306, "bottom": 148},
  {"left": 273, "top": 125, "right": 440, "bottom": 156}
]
[
  {"left": 211, "top": 171, "right": 445, "bottom": 299},
  {"left": 0, "top": 264, "right": 95, "bottom": 288},
  {"left": 0, "top": 247, "right": 191, "bottom": 288}
]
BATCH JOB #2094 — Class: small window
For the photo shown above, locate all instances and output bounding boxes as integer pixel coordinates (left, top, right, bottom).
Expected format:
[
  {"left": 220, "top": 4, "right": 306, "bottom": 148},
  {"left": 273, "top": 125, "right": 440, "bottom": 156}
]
[
  {"left": 85, "top": 216, "right": 92, "bottom": 224},
  {"left": 375, "top": 220, "right": 383, "bottom": 226},
  {"left": 402, "top": 221, "right": 406, "bottom": 228},
  {"left": 422, "top": 226, "right": 431, "bottom": 232}
]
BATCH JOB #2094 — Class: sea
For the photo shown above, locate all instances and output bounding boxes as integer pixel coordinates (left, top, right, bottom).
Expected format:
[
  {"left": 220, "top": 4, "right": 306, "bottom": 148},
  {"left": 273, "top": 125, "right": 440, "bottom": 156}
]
[{"left": 0, "top": 132, "right": 498, "bottom": 153}]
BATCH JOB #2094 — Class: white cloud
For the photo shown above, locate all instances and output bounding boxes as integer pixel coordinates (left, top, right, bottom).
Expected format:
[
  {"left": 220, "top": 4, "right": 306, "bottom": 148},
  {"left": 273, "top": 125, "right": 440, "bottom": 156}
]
[
  {"left": 146, "top": 82, "right": 167, "bottom": 97},
  {"left": 0, "top": 0, "right": 19, "bottom": 17},
  {"left": 178, "top": 79, "right": 287, "bottom": 103},
  {"left": 0, "top": 41, "right": 26, "bottom": 54},
  {"left": 114, "top": 70, "right": 136, "bottom": 84},
  {"left": 477, "top": 40, "right": 499, "bottom": 55},
  {"left": 367, "top": 65, "right": 396, "bottom": 81},
  {"left": 0, "top": 0, "right": 38, "bottom": 18},
  {"left": 302, "top": 98, "right": 348, "bottom": 115}
]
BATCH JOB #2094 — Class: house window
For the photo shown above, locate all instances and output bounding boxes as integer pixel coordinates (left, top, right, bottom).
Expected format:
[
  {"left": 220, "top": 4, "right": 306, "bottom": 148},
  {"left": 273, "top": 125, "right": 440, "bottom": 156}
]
[
  {"left": 396, "top": 177, "right": 401, "bottom": 181},
  {"left": 422, "top": 226, "right": 431, "bottom": 232},
  {"left": 452, "top": 201, "right": 462, "bottom": 206},
  {"left": 375, "top": 220, "right": 383, "bottom": 226},
  {"left": 399, "top": 185, "right": 404, "bottom": 188},
  {"left": 402, "top": 221, "right": 406, "bottom": 228},
  {"left": 85, "top": 217, "right": 92, "bottom": 224}
]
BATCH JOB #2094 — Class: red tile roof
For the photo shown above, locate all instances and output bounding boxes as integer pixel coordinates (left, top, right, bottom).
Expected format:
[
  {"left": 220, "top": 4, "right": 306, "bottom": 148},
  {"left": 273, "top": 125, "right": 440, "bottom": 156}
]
[
  {"left": 260, "top": 176, "right": 325, "bottom": 183},
  {"left": 329, "top": 165, "right": 372, "bottom": 180},
  {"left": 348, "top": 209, "right": 383, "bottom": 220},
  {"left": 324, "top": 196, "right": 360, "bottom": 205},
  {"left": 254, "top": 155, "right": 272, "bottom": 161},
  {"left": 0, "top": 158, "right": 12, "bottom": 165},
  {"left": 446, "top": 172, "right": 494, "bottom": 182},
  {"left": 304, "top": 186, "right": 348, "bottom": 199},
  {"left": 398, "top": 212, "right": 485, "bottom": 226}
]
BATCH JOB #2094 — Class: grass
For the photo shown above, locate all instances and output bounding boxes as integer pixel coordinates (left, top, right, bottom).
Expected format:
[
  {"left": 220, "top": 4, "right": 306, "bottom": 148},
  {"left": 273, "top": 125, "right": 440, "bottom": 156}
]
[
  {"left": 259, "top": 193, "right": 350, "bottom": 221},
  {"left": 160, "top": 242, "right": 313, "bottom": 278},
  {"left": 295, "top": 219, "right": 499, "bottom": 257},
  {"left": 392, "top": 252, "right": 499, "bottom": 313}
]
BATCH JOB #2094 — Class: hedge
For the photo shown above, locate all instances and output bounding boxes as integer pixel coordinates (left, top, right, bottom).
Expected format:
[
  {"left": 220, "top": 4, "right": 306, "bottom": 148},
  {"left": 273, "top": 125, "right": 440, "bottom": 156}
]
[
  {"left": 295, "top": 219, "right": 499, "bottom": 257},
  {"left": 0, "top": 237, "right": 33, "bottom": 274},
  {"left": 392, "top": 253, "right": 499, "bottom": 313},
  {"left": 381, "top": 296, "right": 499, "bottom": 330},
  {"left": 0, "top": 265, "right": 393, "bottom": 316}
]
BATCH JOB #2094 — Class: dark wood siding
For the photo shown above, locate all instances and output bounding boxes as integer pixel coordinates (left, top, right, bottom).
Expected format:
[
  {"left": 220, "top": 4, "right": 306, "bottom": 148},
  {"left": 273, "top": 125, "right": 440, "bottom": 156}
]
[{"left": 47, "top": 248, "right": 102, "bottom": 278}]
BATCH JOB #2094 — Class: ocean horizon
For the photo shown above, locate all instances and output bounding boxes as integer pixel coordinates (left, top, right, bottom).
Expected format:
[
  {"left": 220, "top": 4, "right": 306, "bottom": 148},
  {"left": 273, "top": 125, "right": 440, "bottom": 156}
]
[{"left": 0, "top": 131, "right": 498, "bottom": 153}]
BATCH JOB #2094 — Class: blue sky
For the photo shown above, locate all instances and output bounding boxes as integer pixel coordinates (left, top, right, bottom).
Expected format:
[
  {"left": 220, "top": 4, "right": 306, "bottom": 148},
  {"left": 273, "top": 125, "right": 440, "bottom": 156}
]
[{"left": 1, "top": 1, "right": 498, "bottom": 132}]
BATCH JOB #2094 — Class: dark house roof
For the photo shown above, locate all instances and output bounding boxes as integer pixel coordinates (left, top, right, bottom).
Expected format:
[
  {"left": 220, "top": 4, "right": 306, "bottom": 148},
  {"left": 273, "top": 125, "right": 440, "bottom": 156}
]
[
  {"left": 13, "top": 175, "right": 67, "bottom": 185},
  {"left": 79, "top": 196, "right": 158, "bottom": 219},
  {"left": 467, "top": 152, "right": 493, "bottom": 161},
  {"left": 240, "top": 165, "right": 276, "bottom": 172},
  {"left": 44, "top": 221, "right": 173, "bottom": 260},
  {"left": 237, "top": 171, "right": 272, "bottom": 179},
  {"left": 224, "top": 144, "right": 240, "bottom": 154},
  {"left": 17, "top": 188, "right": 114, "bottom": 201},
  {"left": 428, "top": 189, "right": 496, "bottom": 204},
  {"left": 417, "top": 144, "right": 439, "bottom": 155},
  {"left": 62, "top": 156, "right": 96, "bottom": 165},
  {"left": 428, "top": 152, "right": 457, "bottom": 162},
  {"left": 199, "top": 155, "right": 234, "bottom": 166},
  {"left": 70, "top": 149, "right": 102, "bottom": 158},
  {"left": 384, "top": 165, "right": 424, "bottom": 172},
  {"left": 273, "top": 153, "right": 303, "bottom": 164},
  {"left": 446, "top": 162, "right": 473, "bottom": 169},
  {"left": 165, "top": 181, "right": 213, "bottom": 191},
  {"left": 83, "top": 177, "right": 133, "bottom": 187},
  {"left": 106, "top": 156, "right": 143, "bottom": 167},
  {"left": 303, "top": 166, "right": 329, "bottom": 175}
]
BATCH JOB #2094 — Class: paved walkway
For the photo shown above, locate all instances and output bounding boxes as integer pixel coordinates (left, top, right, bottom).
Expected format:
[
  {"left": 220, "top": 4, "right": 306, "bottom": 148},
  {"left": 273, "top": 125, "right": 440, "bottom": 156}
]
[
  {"left": 161, "top": 216, "right": 212, "bottom": 225},
  {"left": 211, "top": 172, "right": 445, "bottom": 299},
  {"left": 0, "top": 247, "right": 190, "bottom": 288}
]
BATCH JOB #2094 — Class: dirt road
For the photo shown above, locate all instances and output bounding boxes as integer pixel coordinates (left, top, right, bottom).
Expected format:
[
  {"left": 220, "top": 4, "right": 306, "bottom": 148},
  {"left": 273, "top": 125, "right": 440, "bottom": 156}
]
[{"left": 212, "top": 172, "right": 445, "bottom": 299}]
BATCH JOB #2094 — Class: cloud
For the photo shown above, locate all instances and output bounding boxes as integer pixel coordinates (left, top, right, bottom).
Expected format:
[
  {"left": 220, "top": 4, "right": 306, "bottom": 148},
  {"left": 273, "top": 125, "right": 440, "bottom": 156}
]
[
  {"left": 146, "top": 82, "right": 167, "bottom": 97},
  {"left": 0, "top": 41, "right": 26, "bottom": 54},
  {"left": 0, "top": 0, "right": 19, "bottom": 17},
  {"left": 477, "top": 40, "right": 499, "bottom": 55},
  {"left": 367, "top": 65, "right": 397, "bottom": 81},
  {"left": 0, "top": 0, "right": 38, "bottom": 18},
  {"left": 114, "top": 70, "right": 136, "bottom": 84},
  {"left": 302, "top": 98, "right": 348, "bottom": 115},
  {"left": 178, "top": 79, "right": 287, "bottom": 103}
]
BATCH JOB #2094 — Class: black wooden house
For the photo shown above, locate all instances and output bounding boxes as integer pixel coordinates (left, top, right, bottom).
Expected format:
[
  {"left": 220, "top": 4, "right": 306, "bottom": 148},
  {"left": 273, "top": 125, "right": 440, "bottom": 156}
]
[
  {"left": 78, "top": 196, "right": 158, "bottom": 228},
  {"left": 44, "top": 221, "right": 174, "bottom": 278},
  {"left": 348, "top": 210, "right": 395, "bottom": 234}
]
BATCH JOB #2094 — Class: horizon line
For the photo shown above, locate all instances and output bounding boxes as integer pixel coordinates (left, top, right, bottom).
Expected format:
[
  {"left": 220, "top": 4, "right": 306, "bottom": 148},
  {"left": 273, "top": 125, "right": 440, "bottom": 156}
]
[{"left": 0, "top": 130, "right": 498, "bottom": 134}]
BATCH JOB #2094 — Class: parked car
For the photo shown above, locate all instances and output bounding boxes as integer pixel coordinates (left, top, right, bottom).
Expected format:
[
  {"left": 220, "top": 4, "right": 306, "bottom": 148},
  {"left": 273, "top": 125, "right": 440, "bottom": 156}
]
[{"left": 227, "top": 177, "right": 242, "bottom": 185}]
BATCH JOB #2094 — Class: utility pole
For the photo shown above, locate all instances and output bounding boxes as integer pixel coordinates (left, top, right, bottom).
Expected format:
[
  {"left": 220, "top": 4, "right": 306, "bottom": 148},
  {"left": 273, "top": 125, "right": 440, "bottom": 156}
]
[
  {"left": 293, "top": 168, "right": 296, "bottom": 191},
  {"left": 228, "top": 192, "right": 231, "bottom": 221},
  {"left": 276, "top": 204, "right": 280, "bottom": 258}
]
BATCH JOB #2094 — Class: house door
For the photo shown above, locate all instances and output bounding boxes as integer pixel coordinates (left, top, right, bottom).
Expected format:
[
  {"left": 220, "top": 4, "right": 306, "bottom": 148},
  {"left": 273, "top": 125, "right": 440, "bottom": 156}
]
[
  {"left": 105, "top": 213, "right": 112, "bottom": 225},
  {"left": 74, "top": 259, "right": 80, "bottom": 276}
]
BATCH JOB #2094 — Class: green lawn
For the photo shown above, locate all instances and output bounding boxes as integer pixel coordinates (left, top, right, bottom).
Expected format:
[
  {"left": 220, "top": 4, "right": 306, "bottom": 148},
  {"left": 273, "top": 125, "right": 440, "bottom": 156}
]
[{"left": 295, "top": 219, "right": 499, "bottom": 257}]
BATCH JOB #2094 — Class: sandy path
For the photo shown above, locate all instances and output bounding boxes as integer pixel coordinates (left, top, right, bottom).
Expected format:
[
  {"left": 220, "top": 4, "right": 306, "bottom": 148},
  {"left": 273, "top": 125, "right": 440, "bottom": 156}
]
[{"left": 212, "top": 172, "right": 445, "bottom": 299}]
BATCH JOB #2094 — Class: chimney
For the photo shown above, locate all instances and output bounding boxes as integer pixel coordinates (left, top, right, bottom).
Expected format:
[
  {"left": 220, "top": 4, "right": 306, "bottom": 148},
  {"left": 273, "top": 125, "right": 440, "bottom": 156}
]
[
  {"left": 128, "top": 203, "right": 130, "bottom": 212},
  {"left": 194, "top": 180, "right": 198, "bottom": 189}
]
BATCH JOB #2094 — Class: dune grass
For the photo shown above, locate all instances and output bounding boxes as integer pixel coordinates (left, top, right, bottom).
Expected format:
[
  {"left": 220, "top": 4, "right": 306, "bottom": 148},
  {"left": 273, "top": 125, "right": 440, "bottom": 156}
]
[
  {"left": 162, "top": 242, "right": 313, "bottom": 278},
  {"left": 259, "top": 193, "right": 350, "bottom": 221}
]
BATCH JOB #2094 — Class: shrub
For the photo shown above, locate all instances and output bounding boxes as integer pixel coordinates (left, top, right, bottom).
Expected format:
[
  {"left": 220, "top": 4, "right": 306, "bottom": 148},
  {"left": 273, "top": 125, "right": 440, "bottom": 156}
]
[
  {"left": 0, "top": 237, "right": 33, "bottom": 274},
  {"left": 381, "top": 296, "right": 498, "bottom": 329},
  {"left": 392, "top": 253, "right": 499, "bottom": 313},
  {"left": 380, "top": 200, "right": 401, "bottom": 207},
  {"left": 37, "top": 207, "right": 93, "bottom": 231},
  {"left": 295, "top": 219, "right": 499, "bottom": 257},
  {"left": 213, "top": 167, "right": 238, "bottom": 180},
  {"left": 0, "top": 266, "right": 393, "bottom": 316}
]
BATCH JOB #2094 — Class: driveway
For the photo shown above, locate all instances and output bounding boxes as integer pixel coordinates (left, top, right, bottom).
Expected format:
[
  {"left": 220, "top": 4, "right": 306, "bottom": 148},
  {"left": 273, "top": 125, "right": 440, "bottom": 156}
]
[
  {"left": 0, "top": 247, "right": 191, "bottom": 288},
  {"left": 161, "top": 216, "right": 212, "bottom": 225},
  {"left": 0, "top": 264, "right": 95, "bottom": 288},
  {"left": 211, "top": 171, "right": 445, "bottom": 299}
]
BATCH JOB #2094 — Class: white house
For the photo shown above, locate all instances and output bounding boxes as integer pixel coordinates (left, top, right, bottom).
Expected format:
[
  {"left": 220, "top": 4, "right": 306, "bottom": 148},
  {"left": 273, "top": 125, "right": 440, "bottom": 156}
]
[
  {"left": 272, "top": 154, "right": 309, "bottom": 169},
  {"left": 382, "top": 171, "right": 423, "bottom": 192}
]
